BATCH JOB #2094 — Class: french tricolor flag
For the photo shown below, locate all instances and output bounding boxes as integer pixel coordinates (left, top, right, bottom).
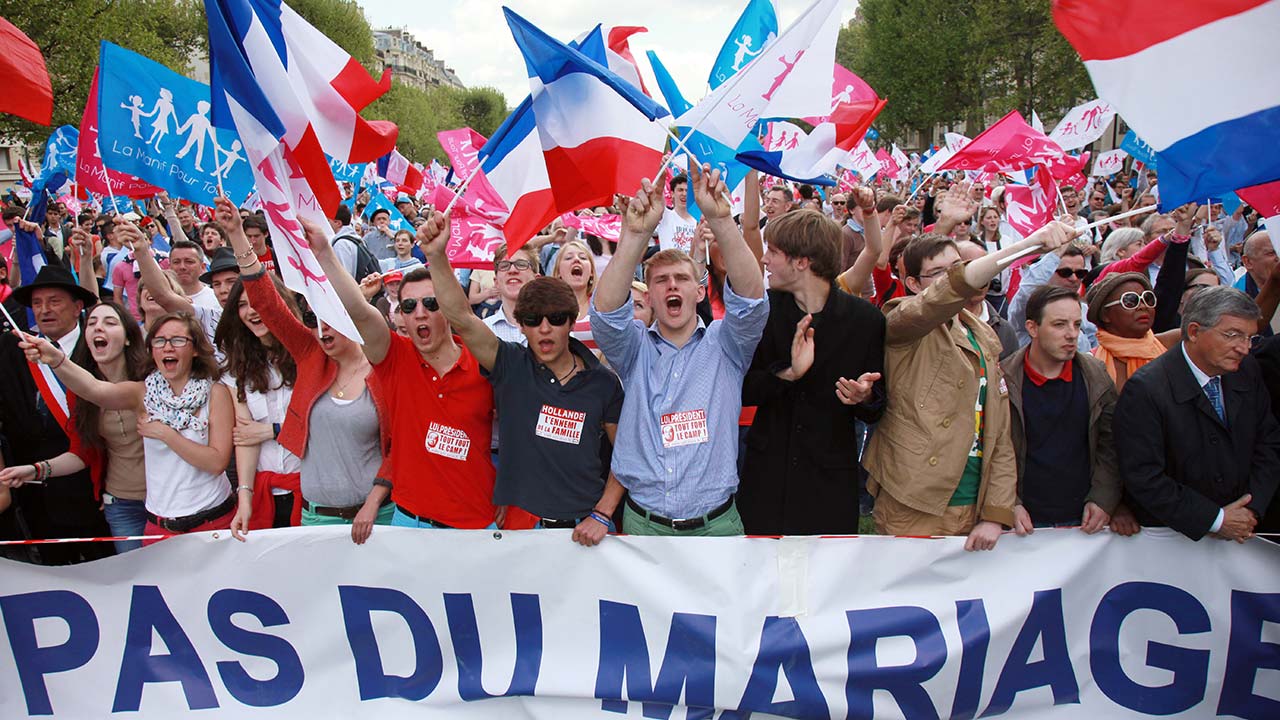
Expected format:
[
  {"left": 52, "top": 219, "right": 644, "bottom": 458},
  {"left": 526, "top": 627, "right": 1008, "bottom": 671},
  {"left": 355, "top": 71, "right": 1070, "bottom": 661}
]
[
  {"left": 477, "top": 96, "right": 557, "bottom": 254},
  {"left": 1054, "top": 0, "right": 1280, "bottom": 208},
  {"left": 376, "top": 148, "right": 424, "bottom": 193},
  {"left": 504, "top": 8, "right": 669, "bottom": 216}
]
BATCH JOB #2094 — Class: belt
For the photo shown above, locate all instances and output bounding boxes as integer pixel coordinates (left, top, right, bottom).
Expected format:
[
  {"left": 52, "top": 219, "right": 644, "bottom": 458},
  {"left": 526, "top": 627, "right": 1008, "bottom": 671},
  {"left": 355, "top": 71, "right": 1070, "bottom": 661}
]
[
  {"left": 625, "top": 495, "right": 734, "bottom": 532},
  {"left": 302, "top": 497, "right": 390, "bottom": 521},
  {"left": 540, "top": 517, "right": 582, "bottom": 529},
  {"left": 394, "top": 505, "right": 454, "bottom": 529},
  {"left": 147, "top": 494, "right": 237, "bottom": 534}
]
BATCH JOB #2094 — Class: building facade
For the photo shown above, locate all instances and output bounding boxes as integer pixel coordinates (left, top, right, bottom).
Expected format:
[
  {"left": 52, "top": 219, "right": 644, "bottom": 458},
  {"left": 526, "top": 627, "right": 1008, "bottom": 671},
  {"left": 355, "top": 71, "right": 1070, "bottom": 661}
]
[{"left": 373, "top": 28, "right": 464, "bottom": 92}]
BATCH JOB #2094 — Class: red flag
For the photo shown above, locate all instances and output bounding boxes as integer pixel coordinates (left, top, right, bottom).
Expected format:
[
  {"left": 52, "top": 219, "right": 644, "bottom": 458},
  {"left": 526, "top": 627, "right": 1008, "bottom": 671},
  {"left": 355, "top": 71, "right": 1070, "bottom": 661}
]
[
  {"left": 0, "top": 17, "right": 52, "bottom": 126},
  {"left": 1004, "top": 166, "right": 1056, "bottom": 238},
  {"left": 1236, "top": 180, "right": 1280, "bottom": 220},
  {"left": 874, "top": 148, "right": 900, "bottom": 178},
  {"left": 940, "top": 110, "right": 1068, "bottom": 175},
  {"left": 606, "top": 26, "right": 650, "bottom": 96},
  {"left": 1051, "top": 151, "right": 1091, "bottom": 181},
  {"left": 76, "top": 70, "right": 162, "bottom": 198}
]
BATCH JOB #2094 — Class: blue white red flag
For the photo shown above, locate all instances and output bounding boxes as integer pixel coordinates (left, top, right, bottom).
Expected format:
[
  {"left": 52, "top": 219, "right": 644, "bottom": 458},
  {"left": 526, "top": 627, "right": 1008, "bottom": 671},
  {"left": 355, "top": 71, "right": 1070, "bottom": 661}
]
[
  {"left": 504, "top": 9, "right": 668, "bottom": 221},
  {"left": 375, "top": 148, "right": 423, "bottom": 193},
  {"left": 1053, "top": 0, "right": 1280, "bottom": 207},
  {"left": 204, "top": 0, "right": 398, "bottom": 342}
]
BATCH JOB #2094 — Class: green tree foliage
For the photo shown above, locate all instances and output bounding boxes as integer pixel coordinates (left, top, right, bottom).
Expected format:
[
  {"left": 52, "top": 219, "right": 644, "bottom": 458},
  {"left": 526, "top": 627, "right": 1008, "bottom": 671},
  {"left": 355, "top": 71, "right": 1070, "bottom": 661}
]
[
  {"left": 287, "top": 0, "right": 375, "bottom": 66},
  {"left": 365, "top": 84, "right": 508, "bottom": 163},
  {"left": 839, "top": 0, "right": 1092, "bottom": 145},
  {"left": 0, "top": 0, "right": 204, "bottom": 146}
]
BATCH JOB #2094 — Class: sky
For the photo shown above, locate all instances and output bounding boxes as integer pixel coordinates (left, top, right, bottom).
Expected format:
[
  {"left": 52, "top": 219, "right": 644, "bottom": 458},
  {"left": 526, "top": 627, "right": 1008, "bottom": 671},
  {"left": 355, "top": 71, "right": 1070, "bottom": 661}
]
[{"left": 355, "top": 0, "right": 860, "bottom": 108}]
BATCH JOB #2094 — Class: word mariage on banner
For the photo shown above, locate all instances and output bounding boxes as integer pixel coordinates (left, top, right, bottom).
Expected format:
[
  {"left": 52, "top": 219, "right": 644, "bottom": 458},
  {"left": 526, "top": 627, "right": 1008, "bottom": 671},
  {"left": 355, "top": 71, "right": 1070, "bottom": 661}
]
[
  {"left": 96, "top": 42, "right": 255, "bottom": 207},
  {"left": 0, "top": 528, "right": 1276, "bottom": 719}
]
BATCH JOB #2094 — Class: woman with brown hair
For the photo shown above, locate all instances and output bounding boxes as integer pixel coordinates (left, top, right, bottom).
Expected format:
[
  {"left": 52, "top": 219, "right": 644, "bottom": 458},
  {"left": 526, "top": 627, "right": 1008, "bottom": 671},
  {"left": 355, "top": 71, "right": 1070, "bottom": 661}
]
[
  {"left": 218, "top": 275, "right": 303, "bottom": 534},
  {"left": 18, "top": 311, "right": 235, "bottom": 544},
  {"left": 0, "top": 302, "right": 152, "bottom": 551}
]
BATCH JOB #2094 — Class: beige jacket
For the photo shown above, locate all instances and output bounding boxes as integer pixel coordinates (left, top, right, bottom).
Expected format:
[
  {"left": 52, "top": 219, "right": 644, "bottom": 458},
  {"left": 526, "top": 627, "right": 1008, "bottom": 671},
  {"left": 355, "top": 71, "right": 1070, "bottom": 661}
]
[{"left": 863, "top": 264, "right": 1018, "bottom": 528}]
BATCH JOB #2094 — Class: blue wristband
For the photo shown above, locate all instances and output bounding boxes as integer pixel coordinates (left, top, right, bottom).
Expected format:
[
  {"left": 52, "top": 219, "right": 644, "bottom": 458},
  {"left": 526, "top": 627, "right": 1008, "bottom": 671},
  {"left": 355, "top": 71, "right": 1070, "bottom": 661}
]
[{"left": 589, "top": 512, "right": 612, "bottom": 528}]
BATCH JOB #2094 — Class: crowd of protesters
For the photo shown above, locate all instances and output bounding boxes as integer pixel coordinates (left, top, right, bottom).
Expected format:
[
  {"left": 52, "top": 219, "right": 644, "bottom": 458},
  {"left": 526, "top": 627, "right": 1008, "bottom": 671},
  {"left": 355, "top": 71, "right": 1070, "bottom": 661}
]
[{"left": 1, "top": 160, "right": 1277, "bottom": 565}]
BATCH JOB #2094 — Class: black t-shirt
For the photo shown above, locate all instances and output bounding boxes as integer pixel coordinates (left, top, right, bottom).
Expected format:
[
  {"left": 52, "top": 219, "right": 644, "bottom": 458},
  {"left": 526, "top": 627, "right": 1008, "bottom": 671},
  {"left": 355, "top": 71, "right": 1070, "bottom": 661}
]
[{"left": 487, "top": 339, "right": 624, "bottom": 519}]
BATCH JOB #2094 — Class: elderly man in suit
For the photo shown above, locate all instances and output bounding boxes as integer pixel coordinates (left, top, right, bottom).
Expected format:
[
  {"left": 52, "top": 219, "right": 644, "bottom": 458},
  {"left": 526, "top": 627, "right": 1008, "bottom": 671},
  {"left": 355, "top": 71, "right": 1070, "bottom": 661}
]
[{"left": 1114, "top": 286, "right": 1280, "bottom": 541}]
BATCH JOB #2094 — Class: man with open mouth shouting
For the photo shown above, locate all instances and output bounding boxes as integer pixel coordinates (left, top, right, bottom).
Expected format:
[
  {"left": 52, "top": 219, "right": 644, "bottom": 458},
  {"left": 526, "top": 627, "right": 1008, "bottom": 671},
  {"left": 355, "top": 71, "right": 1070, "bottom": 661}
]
[
  {"left": 590, "top": 163, "right": 768, "bottom": 537},
  {"left": 305, "top": 218, "right": 499, "bottom": 531}
]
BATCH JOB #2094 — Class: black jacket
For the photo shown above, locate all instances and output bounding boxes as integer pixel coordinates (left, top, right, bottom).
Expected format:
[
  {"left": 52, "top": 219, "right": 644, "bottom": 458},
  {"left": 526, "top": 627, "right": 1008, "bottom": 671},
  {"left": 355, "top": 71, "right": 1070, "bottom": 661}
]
[
  {"left": 738, "top": 286, "right": 886, "bottom": 535},
  {"left": 1114, "top": 344, "right": 1280, "bottom": 539}
]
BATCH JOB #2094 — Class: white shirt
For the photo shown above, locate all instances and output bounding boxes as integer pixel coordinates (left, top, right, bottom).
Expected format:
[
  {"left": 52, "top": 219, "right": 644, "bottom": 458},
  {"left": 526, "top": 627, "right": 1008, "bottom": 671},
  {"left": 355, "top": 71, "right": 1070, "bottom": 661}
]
[
  {"left": 1181, "top": 343, "right": 1226, "bottom": 533},
  {"left": 656, "top": 207, "right": 697, "bottom": 253},
  {"left": 484, "top": 309, "right": 526, "bottom": 344},
  {"left": 53, "top": 325, "right": 81, "bottom": 358},
  {"left": 189, "top": 284, "right": 220, "bottom": 312},
  {"left": 144, "top": 401, "right": 232, "bottom": 518},
  {"left": 222, "top": 370, "right": 301, "bottom": 480}
]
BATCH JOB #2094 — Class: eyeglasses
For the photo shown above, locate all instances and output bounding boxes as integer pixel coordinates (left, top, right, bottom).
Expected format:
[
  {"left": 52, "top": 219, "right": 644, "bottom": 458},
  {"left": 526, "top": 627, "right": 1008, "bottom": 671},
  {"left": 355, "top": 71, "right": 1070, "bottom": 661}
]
[
  {"left": 496, "top": 259, "right": 534, "bottom": 272},
  {"left": 1210, "top": 327, "right": 1262, "bottom": 348},
  {"left": 1054, "top": 268, "right": 1088, "bottom": 280},
  {"left": 399, "top": 296, "right": 439, "bottom": 314},
  {"left": 517, "top": 311, "right": 574, "bottom": 327},
  {"left": 918, "top": 261, "right": 963, "bottom": 281},
  {"left": 151, "top": 336, "right": 192, "bottom": 348},
  {"left": 1104, "top": 290, "right": 1157, "bottom": 310}
]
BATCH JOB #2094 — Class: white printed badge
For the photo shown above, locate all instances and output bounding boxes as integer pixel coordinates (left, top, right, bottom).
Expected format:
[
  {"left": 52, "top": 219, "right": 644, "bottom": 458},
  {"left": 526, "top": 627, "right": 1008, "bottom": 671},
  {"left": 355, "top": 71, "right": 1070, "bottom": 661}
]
[
  {"left": 660, "top": 409, "right": 709, "bottom": 449},
  {"left": 535, "top": 404, "right": 585, "bottom": 445},
  {"left": 425, "top": 421, "right": 471, "bottom": 461}
]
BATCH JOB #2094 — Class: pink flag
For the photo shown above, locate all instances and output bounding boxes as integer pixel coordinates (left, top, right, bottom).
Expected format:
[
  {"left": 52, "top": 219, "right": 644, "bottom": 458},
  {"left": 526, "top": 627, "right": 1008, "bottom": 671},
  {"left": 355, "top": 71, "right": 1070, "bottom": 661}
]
[
  {"left": 562, "top": 212, "right": 622, "bottom": 241},
  {"left": 802, "top": 63, "right": 881, "bottom": 126},
  {"left": 432, "top": 184, "right": 506, "bottom": 269},
  {"left": 437, "top": 127, "right": 507, "bottom": 215},
  {"left": 1050, "top": 151, "right": 1091, "bottom": 181},
  {"left": 939, "top": 110, "right": 1068, "bottom": 175},
  {"left": 874, "top": 148, "right": 900, "bottom": 178},
  {"left": 1004, "top": 166, "right": 1056, "bottom": 238}
]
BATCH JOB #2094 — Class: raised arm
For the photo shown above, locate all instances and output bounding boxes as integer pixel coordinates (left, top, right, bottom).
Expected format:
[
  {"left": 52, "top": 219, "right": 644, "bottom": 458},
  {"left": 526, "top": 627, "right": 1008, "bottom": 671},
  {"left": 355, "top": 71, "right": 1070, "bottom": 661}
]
[
  {"left": 116, "top": 219, "right": 193, "bottom": 314},
  {"left": 966, "top": 219, "right": 1078, "bottom": 291},
  {"left": 933, "top": 183, "right": 978, "bottom": 239},
  {"left": 301, "top": 217, "right": 390, "bottom": 363},
  {"left": 690, "top": 162, "right": 763, "bottom": 299},
  {"left": 595, "top": 180, "right": 664, "bottom": 313},
  {"left": 836, "top": 187, "right": 881, "bottom": 294},
  {"left": 159, "top": 194, "right": 190, "bottom": 247},
  {"left": 15, "top": 331, "right": 143, "bottom": 410},
  {"left": 68, "top": 228, "right": 98, "bottom": 299},
  {"left": 417, "top": 211, "right": 499, "bottom": 370},
  {"left": 741, "top": 170, "right": 764, "bottom": 267}
]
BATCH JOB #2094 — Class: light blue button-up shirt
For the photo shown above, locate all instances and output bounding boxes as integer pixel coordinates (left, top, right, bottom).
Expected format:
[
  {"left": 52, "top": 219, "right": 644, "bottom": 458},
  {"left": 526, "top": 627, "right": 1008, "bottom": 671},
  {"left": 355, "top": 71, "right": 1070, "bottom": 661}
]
[{"left": 590, "top": 284, "right": 769, "bottom": 518}]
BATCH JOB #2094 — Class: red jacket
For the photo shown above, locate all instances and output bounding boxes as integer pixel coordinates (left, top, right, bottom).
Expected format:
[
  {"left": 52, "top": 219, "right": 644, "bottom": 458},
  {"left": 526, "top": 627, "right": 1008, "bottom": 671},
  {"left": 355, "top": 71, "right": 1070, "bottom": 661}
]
[{"left": 243, "top": 271, "right": 393, "bottom": 484}]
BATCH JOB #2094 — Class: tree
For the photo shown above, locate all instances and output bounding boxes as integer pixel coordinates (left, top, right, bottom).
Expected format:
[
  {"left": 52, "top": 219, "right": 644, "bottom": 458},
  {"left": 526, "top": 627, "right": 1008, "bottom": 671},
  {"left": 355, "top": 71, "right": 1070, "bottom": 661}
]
[
  {"left": 0, "top": 0, "right": 204, "bottom": 147},
  {"left": 364, "top": 83, "right": 509, "bottom": 164},
  {"left": 286, "top": 0, "right": 375, "bottom": 66},
  {"left": 839, "top": 0, "right": 1092, "bottom": 147}
]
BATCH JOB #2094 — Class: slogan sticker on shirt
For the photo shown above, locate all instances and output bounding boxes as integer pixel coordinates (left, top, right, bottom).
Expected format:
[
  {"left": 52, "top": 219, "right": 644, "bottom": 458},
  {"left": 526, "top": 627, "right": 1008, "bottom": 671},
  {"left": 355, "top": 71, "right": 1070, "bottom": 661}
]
[
  {"left": 660, "top": 409, "right": 709, "bottom": 449},
  {"left": 998, "top": 376, "right": 1009, "bottom": 396},
  {"left": 425, "top": 421, "right": 471, "bottom": 461},
  {"left": 536, "top": 404, "right": 586, "bottom": 445}
]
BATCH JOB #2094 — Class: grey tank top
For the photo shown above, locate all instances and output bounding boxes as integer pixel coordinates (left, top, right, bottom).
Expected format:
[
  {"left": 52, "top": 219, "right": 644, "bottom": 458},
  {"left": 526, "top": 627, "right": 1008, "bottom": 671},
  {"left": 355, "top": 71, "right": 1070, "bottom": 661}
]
[{"left": 301, "top": 387, "right": 382, "bottom": 508}]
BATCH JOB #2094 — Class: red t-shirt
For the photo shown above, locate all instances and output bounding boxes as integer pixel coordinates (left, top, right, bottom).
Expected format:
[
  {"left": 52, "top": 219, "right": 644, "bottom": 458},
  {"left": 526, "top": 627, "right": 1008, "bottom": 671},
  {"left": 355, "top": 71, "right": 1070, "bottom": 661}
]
[
  {"left": 374, "top": 334, "right": 496, "bottom": 527},
  {"left": 257, "top": 249, "right": 276, "bottom": 272}
]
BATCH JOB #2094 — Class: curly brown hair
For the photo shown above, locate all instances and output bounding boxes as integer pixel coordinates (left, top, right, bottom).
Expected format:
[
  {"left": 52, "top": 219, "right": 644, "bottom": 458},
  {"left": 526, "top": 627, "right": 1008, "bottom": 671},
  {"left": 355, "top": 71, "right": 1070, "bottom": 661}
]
[{"left": 214, "top": 276, "right": 299, "bottom": 402}]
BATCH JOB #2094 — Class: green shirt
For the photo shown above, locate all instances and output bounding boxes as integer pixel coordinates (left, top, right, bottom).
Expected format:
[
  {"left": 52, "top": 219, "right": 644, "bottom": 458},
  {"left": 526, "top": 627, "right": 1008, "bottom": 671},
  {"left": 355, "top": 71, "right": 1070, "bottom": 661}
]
[{"left": 950, "top": 325, "right": 988, "bottom": 506}]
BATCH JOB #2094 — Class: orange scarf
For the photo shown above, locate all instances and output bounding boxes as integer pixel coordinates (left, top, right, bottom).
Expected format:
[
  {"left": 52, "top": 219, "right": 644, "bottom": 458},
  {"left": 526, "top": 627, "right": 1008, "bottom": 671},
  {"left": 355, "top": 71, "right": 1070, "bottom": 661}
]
[{"left": 1093, "top": 329, "right": 1167, "bottom": 384}]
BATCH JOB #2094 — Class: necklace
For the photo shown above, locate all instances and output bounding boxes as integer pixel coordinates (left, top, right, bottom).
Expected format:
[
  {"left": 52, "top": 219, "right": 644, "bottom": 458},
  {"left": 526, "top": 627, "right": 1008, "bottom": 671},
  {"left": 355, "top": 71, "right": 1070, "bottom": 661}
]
[
  {"left": 333, "top": 362, "right": 368, "bottom": 399},
  {"left": 554, "top": 355, "right": 579, "bottom": 384}
]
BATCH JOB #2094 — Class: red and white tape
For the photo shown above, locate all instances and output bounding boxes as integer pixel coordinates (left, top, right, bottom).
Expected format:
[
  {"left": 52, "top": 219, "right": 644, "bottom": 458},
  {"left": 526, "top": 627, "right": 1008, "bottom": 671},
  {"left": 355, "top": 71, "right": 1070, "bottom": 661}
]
[{"left": 0, "top": 535, "right": 163, "bottom": 546}]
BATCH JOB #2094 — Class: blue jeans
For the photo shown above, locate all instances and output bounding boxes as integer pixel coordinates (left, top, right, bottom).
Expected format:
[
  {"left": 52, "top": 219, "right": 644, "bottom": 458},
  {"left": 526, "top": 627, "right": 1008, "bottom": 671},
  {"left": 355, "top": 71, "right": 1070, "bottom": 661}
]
[
  {"left": 103, "top": 495, "right": 148, "bottom": 553},
  {"left": 391, "top": 506, "right": 497, "bottom": 530}
]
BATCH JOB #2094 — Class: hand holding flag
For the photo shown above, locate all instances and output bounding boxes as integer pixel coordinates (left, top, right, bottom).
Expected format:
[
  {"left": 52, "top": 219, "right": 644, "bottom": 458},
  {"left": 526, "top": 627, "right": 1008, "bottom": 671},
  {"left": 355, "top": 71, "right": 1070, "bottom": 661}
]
[{"left": 689, "top": 162, "right": 733, "bottom": 221}]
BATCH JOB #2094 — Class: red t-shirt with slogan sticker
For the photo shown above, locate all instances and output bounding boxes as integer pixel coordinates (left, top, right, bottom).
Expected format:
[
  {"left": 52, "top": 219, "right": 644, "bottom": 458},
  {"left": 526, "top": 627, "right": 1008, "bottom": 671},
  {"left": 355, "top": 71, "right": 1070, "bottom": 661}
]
[{"left": 373, "top": 334, "right": 496, "bottom": 527}]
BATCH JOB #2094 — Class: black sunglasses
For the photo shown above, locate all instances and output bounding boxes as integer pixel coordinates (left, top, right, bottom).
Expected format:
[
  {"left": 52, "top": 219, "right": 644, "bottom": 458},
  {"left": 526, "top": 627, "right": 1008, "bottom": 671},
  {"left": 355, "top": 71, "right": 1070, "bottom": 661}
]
[
  {"left": 516, "top": 311, "right": 574, "bottom": 327},
  {"left": 1053, "top": 268, "right": 1088, "bottom": 280},
  {"left": 399, "top": 296, "right": 440, "bottom": 314}
]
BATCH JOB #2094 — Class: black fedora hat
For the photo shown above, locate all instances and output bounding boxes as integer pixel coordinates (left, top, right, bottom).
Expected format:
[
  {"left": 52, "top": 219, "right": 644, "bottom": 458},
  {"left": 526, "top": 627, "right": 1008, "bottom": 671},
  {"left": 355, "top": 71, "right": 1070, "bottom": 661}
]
[
  {"left": 11, "top": 264, "right": 100, "bottom": 307},
  {"left": 199, "top": 247, "right": 241, "bottom": 284}
]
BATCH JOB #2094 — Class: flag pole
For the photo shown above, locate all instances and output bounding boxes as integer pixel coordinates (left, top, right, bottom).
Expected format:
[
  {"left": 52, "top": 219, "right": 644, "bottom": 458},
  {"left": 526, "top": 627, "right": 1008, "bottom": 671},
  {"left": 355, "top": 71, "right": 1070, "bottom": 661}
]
[
  {"left": 997, "top": 203, "right": 1160, "bottom": 268},
  {"left": 94, "top": 136, "right": 121, "bottom": 212},
  {"left": 439, "top": 165, "right": 482, "bottom": 216}
]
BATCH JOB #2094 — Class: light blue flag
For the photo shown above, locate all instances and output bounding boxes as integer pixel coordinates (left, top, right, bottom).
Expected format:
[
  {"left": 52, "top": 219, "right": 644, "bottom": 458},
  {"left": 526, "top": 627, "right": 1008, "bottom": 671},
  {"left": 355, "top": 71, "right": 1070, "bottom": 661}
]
[
  {"left": 708, "top": 0, "right": 779, "bottom": 90},
  {"left": 96, "top": 41, "right": 255, "bottom": 207},
  {"left": 646, "top": 50, "right": 691, "bottom": 117},
  {"left": 33, "top": 126, "right": 79, "bottom": 196},
  {"left": 1120, "top": 130, "right": 1158, "bottom": 169},
  {"left": 362, "top": 191, "right": 411, "bottom": 233},
  {"left": 328, "top": 156, "right": 366, "bottom": 184},
  {"left": 677, "top": 130, "right": 762, "bottom": 220}
]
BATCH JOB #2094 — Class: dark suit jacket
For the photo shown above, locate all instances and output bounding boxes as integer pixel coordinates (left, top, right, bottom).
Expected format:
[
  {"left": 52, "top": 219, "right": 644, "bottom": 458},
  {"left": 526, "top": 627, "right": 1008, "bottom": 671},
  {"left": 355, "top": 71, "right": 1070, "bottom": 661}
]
[
  {"left": 1114, "top": 343, "right": 1280, "bottom": 539},
  {"left": 739, "top": 286, "right": 886, "bottom": 535}
]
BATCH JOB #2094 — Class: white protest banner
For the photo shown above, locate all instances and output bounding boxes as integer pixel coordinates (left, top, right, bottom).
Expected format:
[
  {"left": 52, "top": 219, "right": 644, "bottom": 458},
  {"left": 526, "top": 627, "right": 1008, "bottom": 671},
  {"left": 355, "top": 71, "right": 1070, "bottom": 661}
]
[
  {"left": 2, "top": 527, "right": 1277, "bottom": 719},
  {"left": 1091, "top": 149, "right": 1128, "bottom": 176},
  {"left": 1048, "top": 99, "right": 1116, "bottom": 152},
  {"left": 847, "top": 139, "right": 879, "bottom": 181}
]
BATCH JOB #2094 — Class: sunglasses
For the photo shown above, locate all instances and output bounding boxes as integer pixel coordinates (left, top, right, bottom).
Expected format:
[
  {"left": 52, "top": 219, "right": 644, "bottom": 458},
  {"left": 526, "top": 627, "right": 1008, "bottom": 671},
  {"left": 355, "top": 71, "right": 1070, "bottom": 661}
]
[
  {"left": 1054, "top": 268, "right": 1088, "bottom": 280},
  {"left": 517, "top": 311, "right": 574, "bottom": 327},
  {"left": 399, "top": 296, "right": 440, "bottom": 314},
  {"left": 1104, "top": 290, "right": 1157, "bottom": 310},
  {"left": 831, "top": 200, "right": 846, "bottom": 206},
  {"left": 302, "top": 310, "right": 318, "bottom": 329}
]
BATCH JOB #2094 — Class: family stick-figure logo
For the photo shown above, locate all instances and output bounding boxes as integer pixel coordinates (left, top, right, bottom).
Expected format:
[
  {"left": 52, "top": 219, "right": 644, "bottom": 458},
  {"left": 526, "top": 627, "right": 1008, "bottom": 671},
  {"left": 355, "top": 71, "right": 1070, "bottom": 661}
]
[
  {"left": 256, "top": 150, "right": 328, "bottom": 287},
  {"left": 120, "top": 88, "right": 244, "bottom": 181},
  {"left": 761, "top": 51, "right": 804, "bottom": 101}
]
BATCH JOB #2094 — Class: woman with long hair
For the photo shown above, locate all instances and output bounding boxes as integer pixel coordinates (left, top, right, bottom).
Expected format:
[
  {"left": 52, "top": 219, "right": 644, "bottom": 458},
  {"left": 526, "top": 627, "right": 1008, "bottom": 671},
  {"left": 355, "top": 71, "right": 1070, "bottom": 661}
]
[
  {"left": 977, "top": 206, "right": 1012, "bottom": 312},
  {"left": 18, "top": 310, "right": 235, "bottom": 544},
  {"left": 213, "top": 197, "right": 393, "bottom": 544},
  {"left": 219, "top": 275, "right": 303, "bottom": 534},
  {"left": 550, "top": 239, "right": 599, "bottom": 349},
  {"left": 0, "top": 302, "right": 152, "bottom": 552}
]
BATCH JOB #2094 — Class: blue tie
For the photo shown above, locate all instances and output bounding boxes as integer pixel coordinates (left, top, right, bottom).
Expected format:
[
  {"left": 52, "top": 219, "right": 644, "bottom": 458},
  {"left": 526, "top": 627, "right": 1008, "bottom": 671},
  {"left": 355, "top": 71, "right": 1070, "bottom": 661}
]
[{"left": 1205, "top": 377, "right": 1226, "bottom": 424}]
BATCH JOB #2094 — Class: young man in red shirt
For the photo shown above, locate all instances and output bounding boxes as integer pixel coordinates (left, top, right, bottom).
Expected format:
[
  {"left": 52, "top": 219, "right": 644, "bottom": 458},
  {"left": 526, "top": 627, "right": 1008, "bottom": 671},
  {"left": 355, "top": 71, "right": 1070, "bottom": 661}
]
[{"left": 303, "top": 217, "right": 498, "bottom": 529}]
